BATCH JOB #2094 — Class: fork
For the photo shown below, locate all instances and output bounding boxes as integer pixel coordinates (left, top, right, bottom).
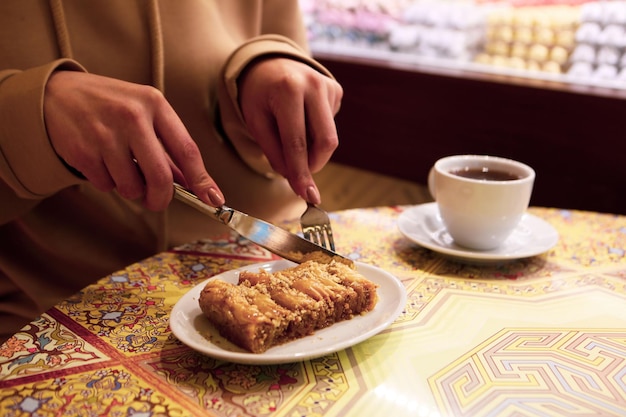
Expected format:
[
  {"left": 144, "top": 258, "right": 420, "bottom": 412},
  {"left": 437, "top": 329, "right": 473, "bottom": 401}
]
[{"left": 300, "top": 202, "right": 336, "bottom": 251}]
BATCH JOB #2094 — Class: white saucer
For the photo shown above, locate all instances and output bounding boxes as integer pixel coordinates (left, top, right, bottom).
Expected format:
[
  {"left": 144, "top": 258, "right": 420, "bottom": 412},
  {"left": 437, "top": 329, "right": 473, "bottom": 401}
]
[
  {"left": 170, "top": 260, "right": 406, "bottom": 364},
  {"left": 397, "top": 203, "right": 559, "bottom": 263}
]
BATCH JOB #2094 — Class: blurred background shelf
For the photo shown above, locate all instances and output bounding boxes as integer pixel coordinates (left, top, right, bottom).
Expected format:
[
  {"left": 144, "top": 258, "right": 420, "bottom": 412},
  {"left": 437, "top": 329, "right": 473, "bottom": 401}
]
[
  {"left": 304, "top": 1, "right": 626, "bottom": 214},
  {"left": 312, "top": 44, "right": 626, "bottom": 98}
]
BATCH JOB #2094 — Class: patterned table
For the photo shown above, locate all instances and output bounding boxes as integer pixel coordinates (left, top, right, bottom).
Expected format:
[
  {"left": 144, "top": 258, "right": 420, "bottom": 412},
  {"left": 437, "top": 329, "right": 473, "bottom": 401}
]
[{"left": 1, "top": 206, "right": 625, "bottom": 417}]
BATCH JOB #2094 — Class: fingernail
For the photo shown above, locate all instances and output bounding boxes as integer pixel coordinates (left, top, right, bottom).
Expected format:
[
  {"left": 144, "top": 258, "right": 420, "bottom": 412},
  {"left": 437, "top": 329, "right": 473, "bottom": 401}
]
[
  {"left": 207, "top": 187, "right": 225, "bottom": 206},
  {"left": 306, "top": 185, "right": 321, "bottom": 205}
]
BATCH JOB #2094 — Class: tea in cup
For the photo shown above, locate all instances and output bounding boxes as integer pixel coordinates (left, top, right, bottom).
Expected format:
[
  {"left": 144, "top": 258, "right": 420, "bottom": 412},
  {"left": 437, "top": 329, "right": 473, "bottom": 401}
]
[{"left": 428, "top": 155, "right": 535, "bottom": 250}]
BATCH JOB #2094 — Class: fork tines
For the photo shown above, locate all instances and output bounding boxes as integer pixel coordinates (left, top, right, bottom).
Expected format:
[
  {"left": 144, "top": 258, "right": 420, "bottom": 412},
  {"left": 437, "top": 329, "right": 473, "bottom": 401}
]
[
  {"left": 303, "top": 222, "right": 335, "bottom": 251},
  {"left": 301, "top": 203, "right": 336, "bottom": 252}
]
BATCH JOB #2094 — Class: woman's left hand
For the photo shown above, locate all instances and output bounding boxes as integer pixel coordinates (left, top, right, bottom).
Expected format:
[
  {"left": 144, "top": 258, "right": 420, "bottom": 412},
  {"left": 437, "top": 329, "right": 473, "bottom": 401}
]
[{"left": 238, "top": 57, "right": 343, "bottom": 204}]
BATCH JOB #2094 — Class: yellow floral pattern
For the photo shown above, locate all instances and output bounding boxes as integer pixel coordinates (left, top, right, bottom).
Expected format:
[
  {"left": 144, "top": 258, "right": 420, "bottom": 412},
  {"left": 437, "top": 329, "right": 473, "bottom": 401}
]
[{"left": 1, "top": 207, "right": 626, "bottom": 416}]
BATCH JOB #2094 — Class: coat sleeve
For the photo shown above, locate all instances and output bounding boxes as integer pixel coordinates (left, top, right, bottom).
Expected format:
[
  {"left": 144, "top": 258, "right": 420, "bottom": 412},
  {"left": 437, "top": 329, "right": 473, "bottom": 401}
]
[{"left": 0, "top": 59, "right": 88, "bottom": 223}]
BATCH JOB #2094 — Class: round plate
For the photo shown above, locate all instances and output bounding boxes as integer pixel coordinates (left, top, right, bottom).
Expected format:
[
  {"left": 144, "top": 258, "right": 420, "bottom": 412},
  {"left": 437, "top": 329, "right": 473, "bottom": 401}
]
[
  {"left": 170, "top": 260, "right": 406, "bottom": 364},
  {"left": 397, "top": 203, "right": 559, "bottom": 263}
]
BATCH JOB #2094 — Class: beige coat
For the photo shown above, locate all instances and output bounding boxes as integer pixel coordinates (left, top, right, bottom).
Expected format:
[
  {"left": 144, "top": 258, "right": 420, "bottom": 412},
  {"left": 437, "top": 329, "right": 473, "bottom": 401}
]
[{"left": 0, "top": 0, "right": 332, "bottom": 338}]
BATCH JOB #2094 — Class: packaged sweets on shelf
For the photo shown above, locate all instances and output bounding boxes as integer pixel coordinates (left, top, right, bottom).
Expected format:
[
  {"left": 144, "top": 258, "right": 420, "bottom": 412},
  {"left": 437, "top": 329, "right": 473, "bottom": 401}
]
[
  {"left": 302, "top": 0, "right": 626, "bottom": 87},
  {"left": 475, "top": 4, "right": 580, "bottom": 74},
  {"left": 304, "top": 0, "right": 411, "bottom": 48},
  {"left": 388, "top": 2, "right": 492, "bottom": 60},
  {"left": 566, "top": 1, "right": 626, "bottom": 82}
]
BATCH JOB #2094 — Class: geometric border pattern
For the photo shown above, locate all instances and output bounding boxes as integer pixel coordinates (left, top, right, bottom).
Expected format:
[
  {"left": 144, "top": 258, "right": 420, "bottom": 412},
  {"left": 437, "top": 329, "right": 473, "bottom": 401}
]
[{"left": 429, "top": 329, "right": 626, "bottom": 417}]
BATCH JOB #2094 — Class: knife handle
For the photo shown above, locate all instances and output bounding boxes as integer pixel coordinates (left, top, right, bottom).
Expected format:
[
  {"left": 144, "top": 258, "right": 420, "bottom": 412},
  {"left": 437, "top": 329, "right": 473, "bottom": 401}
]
[{"left": 173, "top": 183, "right": 233, "bottom": 224}]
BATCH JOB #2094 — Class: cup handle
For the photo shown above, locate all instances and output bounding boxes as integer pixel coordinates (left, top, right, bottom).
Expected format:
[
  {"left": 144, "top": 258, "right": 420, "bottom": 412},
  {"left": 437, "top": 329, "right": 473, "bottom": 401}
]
[{"left": 427, "top": 167, "right": 436, "bottom": 200}]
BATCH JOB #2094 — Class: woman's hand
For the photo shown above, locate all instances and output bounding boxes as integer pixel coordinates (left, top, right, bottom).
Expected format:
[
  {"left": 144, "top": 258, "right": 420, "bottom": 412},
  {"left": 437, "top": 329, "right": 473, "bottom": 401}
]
[
  {"left": 44, "top": 71, "right": 224, "bottom": 210},
  {"left": 238, "top": 58, "right": 343, "bottom": 204}
]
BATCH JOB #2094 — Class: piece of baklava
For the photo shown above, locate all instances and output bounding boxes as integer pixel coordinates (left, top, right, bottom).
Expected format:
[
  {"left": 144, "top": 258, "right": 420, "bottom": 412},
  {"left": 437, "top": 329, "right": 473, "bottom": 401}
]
[{"left": 198, "top": 259, "right": 378, "bottom": 353}]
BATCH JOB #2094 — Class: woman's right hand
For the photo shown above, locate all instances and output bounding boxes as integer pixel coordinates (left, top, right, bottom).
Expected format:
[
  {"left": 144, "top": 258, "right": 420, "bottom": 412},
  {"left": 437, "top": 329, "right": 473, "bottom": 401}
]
[{"left": 44, "top": 71, "right": 224, "bottom": 210}]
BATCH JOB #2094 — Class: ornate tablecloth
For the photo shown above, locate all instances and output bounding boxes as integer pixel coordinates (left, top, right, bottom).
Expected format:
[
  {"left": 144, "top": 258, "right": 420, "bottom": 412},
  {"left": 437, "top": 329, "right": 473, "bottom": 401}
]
[{"left": 1, "top": 206, "right": 625, "bottom": 417}]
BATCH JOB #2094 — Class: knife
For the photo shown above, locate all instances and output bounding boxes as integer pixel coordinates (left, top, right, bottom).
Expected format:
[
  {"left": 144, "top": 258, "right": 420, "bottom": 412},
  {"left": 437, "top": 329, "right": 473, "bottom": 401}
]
[{"left": 173, "top": 184, "right": 354, "bottom": 266}]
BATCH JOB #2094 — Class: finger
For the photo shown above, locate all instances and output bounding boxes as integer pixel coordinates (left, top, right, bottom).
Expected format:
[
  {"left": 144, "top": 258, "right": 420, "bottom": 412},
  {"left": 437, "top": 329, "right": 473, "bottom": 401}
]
[
  {"left": 273, "top": 93, "right": 321, "bottom": 203},
  {"left": 51, "top": 132, "right": 117, "bottom": 192},
  {"left": 92, "top": 112, "right": 172, "bottom": 210},
  {"left": 103, "top": 150, "right": 147, "bottom": 201},
  {"left": 329, "top": 79, "right": 344, "bottom": 115},
  {"left": 130, "top": 139, "right": 174, "bottom": 211},
  {"left": 154, "top": 104, "right": 225, "bottom": 207},
  {"left": 245, "top": 112, "right": 288, "bottom": 177},
  {"left": 303, "top": 92, "right": 339, "bottom": 173},
  {"left": 78, "top": 159, "right": 116, "bottom": 193},
  {"left": 163, "top": 152, "right": 186, "bottom": 187}
]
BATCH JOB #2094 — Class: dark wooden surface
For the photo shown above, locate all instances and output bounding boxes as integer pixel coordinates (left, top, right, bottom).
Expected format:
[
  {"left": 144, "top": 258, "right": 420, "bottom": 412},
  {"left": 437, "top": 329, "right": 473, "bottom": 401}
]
[{"left": 317, "top": 54, "right": 626, "bottom": 214}]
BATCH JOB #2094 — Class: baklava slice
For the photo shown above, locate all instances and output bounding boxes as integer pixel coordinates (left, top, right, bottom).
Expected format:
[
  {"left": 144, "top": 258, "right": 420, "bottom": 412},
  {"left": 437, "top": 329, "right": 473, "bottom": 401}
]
[
  {"left": 198, "top": 259, "right": 378, "bottom": 353},
  {"left": 198, "top": 279, "right": 294, "bottom": 353}
]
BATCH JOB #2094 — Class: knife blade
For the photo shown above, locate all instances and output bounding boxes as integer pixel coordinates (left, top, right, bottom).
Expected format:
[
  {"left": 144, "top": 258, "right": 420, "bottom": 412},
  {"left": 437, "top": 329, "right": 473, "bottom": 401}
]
[{"left": 173, "top": 184, "right": 354, "bottom": 266}]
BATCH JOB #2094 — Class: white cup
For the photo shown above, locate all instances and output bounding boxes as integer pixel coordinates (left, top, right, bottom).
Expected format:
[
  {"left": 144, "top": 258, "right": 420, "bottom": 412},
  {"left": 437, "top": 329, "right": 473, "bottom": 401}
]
[{"left": 428, "top": 155, "right": 535, "bottom": 250}]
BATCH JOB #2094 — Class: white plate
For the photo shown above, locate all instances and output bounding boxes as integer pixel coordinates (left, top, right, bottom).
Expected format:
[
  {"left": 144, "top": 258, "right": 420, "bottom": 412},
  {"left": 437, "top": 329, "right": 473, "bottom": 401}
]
[
  {"left": 170, "top": 260, "right": 406, "bottom": 364},
  {"left": 397, "top": 203, "right": 559, "bottom": 263}
]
